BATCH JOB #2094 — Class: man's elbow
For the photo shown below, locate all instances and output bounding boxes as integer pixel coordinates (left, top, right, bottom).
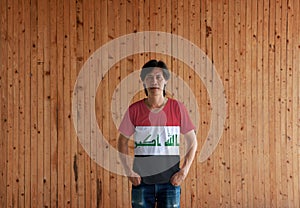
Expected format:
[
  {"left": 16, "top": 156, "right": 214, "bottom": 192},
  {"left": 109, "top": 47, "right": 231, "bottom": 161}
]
[{"left": 118, "top": 134, "right": 128, "bottom": 149}]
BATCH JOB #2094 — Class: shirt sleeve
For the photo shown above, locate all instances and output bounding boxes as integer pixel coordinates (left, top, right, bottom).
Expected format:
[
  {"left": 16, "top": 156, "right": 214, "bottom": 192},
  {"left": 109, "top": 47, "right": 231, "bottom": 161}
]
[
  {"left": 118, "top": 108, "right": 135, "bottom": 138},
  {"left": 178, "top": 102, "right": 195, "bottom": 134}
]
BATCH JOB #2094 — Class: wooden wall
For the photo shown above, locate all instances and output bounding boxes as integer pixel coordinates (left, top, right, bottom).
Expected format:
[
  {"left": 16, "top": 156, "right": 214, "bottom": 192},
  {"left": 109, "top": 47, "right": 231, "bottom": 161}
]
[{"left": 1, "top": 0, "right": 299, "bottom": 207}]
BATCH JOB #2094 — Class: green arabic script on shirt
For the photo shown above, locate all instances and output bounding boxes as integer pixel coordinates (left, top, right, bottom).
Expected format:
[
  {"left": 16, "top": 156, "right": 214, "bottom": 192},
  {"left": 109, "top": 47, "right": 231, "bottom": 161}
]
[{"left": 135, "top": 134, "right": 179, "bottom": 148}]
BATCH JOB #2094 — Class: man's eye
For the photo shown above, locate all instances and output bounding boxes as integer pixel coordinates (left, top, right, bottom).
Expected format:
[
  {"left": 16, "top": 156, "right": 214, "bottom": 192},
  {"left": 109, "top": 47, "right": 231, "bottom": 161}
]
[{"left": 146, "top": 76, "right": 154, "bottom": 80}]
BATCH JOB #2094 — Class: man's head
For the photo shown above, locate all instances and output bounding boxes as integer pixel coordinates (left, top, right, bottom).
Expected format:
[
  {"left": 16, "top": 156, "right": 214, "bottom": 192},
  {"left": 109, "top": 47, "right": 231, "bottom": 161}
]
[{"left": 140, "top": 60, "right": 170, "bottom": 96}]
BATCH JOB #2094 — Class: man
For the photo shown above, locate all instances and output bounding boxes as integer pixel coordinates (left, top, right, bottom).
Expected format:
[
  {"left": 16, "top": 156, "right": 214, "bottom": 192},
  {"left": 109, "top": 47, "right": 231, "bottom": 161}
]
[{"left": 118, "top": 59, "right": 198, "bottom": 208}]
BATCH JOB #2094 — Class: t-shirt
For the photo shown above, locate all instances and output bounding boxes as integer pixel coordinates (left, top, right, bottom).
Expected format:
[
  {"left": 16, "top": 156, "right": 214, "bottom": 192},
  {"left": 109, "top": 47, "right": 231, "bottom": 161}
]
[{"left": 118, "top": 98, "right": 195, "bottom": 184}]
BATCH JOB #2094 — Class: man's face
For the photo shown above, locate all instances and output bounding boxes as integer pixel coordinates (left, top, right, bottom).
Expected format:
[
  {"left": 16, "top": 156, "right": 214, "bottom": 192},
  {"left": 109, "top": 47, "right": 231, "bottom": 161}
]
[{"left": 143, "top": 68, "right": 168, "bottom": 96}]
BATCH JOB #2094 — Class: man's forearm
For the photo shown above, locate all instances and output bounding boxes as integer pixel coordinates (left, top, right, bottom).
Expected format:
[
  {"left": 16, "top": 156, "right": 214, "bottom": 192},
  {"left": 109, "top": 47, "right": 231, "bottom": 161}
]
[
  {"left": 118, "top": 134, "right": 133, "bottom": 175},
  {"left": 181, "top": 131, "right": 198, "bottom": 176}
]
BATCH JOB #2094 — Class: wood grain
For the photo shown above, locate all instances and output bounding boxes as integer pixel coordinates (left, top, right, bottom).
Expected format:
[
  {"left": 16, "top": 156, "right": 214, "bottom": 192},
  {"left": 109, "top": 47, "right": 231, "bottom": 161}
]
[{"left": 0, "top": 0, "right": 299, "bottom": 207}]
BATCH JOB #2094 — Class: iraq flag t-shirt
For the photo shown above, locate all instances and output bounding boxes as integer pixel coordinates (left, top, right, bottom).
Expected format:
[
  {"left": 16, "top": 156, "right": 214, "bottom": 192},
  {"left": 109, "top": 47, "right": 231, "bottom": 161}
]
[{"left": 118, "top": 98, "right": 195, "bottom": 184}]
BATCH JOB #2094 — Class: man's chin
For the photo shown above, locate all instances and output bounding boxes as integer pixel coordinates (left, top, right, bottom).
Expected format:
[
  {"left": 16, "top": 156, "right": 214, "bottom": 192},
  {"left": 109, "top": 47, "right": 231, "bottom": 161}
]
[{"left": 147, "top": 88, "right": 163, "bottom": 94}]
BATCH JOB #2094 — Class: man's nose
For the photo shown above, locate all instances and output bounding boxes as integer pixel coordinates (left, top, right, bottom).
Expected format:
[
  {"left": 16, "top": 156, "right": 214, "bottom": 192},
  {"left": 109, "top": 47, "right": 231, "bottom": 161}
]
[{"left": 152, "top": 77, "right": 158, "bottom": 83}]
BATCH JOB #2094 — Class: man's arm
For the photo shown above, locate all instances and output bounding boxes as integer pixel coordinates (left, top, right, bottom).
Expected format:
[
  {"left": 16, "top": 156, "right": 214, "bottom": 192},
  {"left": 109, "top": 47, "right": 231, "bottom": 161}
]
[
  {"left": 170, "top": 130, "right": 198, "bottom": 186},
  {"left": 117, "top": 134, "right": 141, "bottom": 186}
]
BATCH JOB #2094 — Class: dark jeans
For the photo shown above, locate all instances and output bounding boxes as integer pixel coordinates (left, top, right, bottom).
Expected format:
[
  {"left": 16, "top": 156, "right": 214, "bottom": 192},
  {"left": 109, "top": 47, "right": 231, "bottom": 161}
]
[{"left": 132, "top": 182, "right": 181, "bottom": 208}]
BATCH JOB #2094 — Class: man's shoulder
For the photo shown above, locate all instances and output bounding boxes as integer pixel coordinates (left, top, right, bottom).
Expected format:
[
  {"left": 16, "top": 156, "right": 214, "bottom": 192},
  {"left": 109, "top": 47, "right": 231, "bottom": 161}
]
[
  {"left": 166, "top": 98, "right": 183, "bottom": 107},
  {"left": 129, "top": 99, "right": 145, "bottom": 109}
]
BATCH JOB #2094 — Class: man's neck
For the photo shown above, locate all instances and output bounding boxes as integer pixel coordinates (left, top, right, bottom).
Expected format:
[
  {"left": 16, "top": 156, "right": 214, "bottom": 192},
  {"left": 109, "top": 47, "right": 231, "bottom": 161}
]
[{"left": 146, "top": 95, "right": 166, "bottom": 109}]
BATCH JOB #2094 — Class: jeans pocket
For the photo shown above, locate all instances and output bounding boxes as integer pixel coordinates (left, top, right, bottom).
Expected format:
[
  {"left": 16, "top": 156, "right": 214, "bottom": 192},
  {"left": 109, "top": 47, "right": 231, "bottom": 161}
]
[
  {"left": 157, "top": 184, "right": 181, "bottom": 208},
  {"left": 132, "top": 183, "right": 156, "bottom": 208},
  {"left": 132, "top": 188, "right": 144, "bottom": 208}
]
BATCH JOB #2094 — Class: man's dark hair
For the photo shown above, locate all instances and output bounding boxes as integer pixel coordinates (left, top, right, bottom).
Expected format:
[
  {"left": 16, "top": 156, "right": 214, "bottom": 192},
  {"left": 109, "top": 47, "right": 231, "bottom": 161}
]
[
  {"left": 140, "top": 59, "right": 170, "bottom": 81},
  {"left": 140, "top": 59, "right": 170, "bottom": 96}
]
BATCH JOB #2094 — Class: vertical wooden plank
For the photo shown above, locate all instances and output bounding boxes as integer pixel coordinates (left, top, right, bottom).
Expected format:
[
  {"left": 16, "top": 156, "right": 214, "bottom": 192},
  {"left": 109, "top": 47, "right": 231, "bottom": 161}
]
[
  {"left": 15, "top": 0, "right": 22, "bottom": 206},
  {"left": 280, "top": 1, "right": 289, "bottom": 206},
  {"left": 185, "top": 0, "right": 191, "bottom": 206},
  {"left": 17, "top": 0, "right": 26, "bottom": 206},
  {"left": 187, "top": 0, "right": 199, "bottom": 206},
  {"left": 192, "top": 0, "right": 202, "bottom": 204},
  {"left": 89, "top": 0, "right": 98, "bottom": 207},
  {"left": 204, "top": 6, "right": 213, "bottom": 194},
  {"left": 227, "top": 0, "right": 237, "bottom": 206},
  {"left": 0, "top": 0, "right": 8, "bottom": 205},
  {"left": 49, "top": 0, "right": 58, "bottom": 206},
  {"left": 251, "top": 0, "right": 260, "bottom": 206},
  {"left": 210, "top": 1, "right": 221, "bottom": 207},
  {"left": 107, "top": 1, "right": 115, "bottom": 208},
  {"left": 198, "top": 0, "right": 208, "bottom": 207},
  {"left": 30, "top": 0, "right": 39, "bottom": 206},
  {"left": 86, "top": 0, "right": 95, "bottom": 206},
  {"left": 268, "top": 0, "right": 277, "bottom": 206},
  {"left": 75, "top": 0, "right": 85, "bottom": 206},
  {"left": 102, "top": 1, "right": 111, "bottom": 208},
  {"left": 108, "top": 0, "right": 116, "bottom": 207},
  {"left": 233, "top": 0, "right": 243, "bottom": 206},
  {"left": 118, "top": 0, "right": 128, "bottom": 206},
  {"left": 37, "top": 0, "right": 45, "bottom": 206},
  {"left": 214, "top": 0, "right": 225, "bottom": 207},
  {"left": 6, "top": 0, "right": 14, "bottom": 206},
  {"left": 220, "top": 0, "right": 231, "bottom": 207},
  {"left": 257, "top": 0, "right": 265, "bottom": 206},
  {"left": 6, "top": 0, "right": 14, "bottom": 207},
  {"left": 205, "top": 0, "right": 213, "bottom": 155},
  {"left": 118, "top": 0, "right": 129, "bottom": 206},
  {"left": 251, "top": 0, "right": 259, "bottom": 206},
  {"left": 23, "top": 0, "right": 32, "bottom": 206},
  {"left": 262, "top": 0, "right": 271, "bottom": 206},
  {"left": 94, "top": 0, "right": 103, "bottom": 205},
  {"left": 99, "top": 0, "right": 110, "bottom": 207},
  {"left": 126, "top": 0, "right": 134, "bottom": 160},
  {"left": 104, "top": 0, "right": 117, "bottom": 207},
  {"left": 63, "top": 0, "right": 71, "bottom": 206},
  {"left": 56, "top": 0, "right": 65, "bottom": 206},
  {"left": 94, "top": 0, "right": 104, "bottom": 204},
  {"left": 12, "top": 0, "right": 21, "bottom": 206},
  {"left": 188, "top": 0, "right": 197, "bottom": 207},
  {"left": 69, "top": 0, "right": 78, "bottom": 206},
  {"left": 245, "top": 0, "right": 253, "bottom": 206},
  {"left": 239, "top": 0, "right": 247, "bottom": 206},
  {"left": 274, "top": 0, "right": 283, "bottom": 206},
  {"left": 82, "top": 0, "right": 92, "bottom": 206},
  {"left": 41, "top": 0, "right": 51, "bottom": 207},
  {"left": 286, "top": 0, "right": 295, "bottom": 207},
  {"left": 95, "top": 1, "right": 106, "bottom": 208}
]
